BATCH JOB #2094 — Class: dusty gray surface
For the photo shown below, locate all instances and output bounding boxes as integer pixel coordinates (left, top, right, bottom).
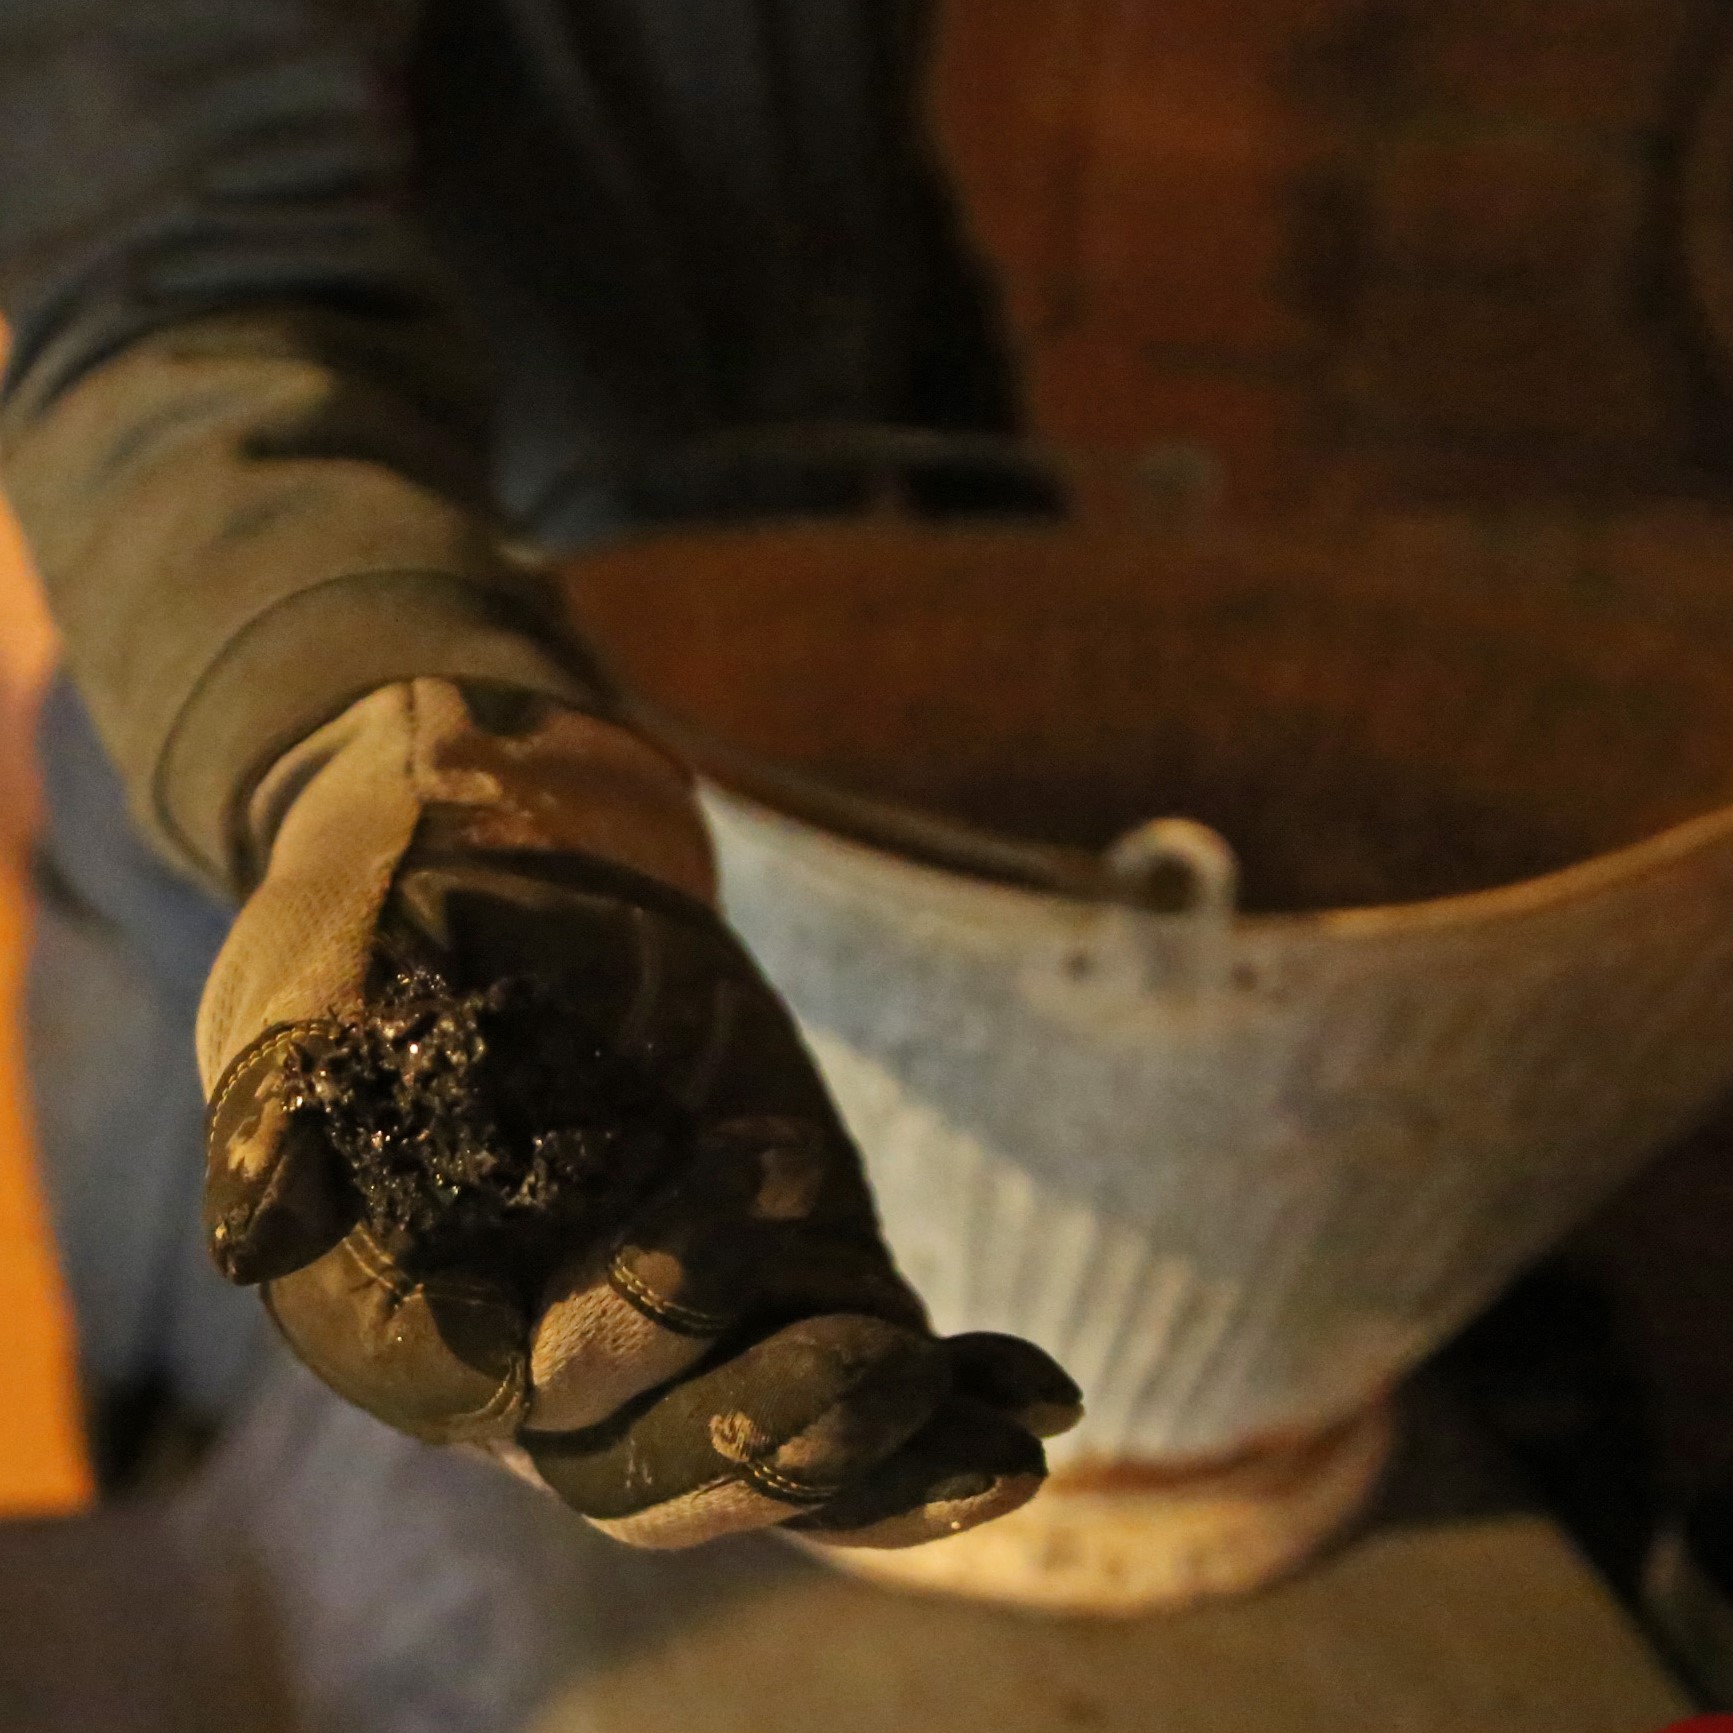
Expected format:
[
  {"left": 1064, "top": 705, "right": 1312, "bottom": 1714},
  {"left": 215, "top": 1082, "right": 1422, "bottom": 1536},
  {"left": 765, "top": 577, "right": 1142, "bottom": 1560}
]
[
  {"left": 526, "top": 1395, "right": 1693, "bottom": 1733},
  {"left": 525, "top": 1515, "right": 1692, "bottom": 1733},
  {"left": 0, "top": 1380, "right": 1696, "bottom": 1733}
]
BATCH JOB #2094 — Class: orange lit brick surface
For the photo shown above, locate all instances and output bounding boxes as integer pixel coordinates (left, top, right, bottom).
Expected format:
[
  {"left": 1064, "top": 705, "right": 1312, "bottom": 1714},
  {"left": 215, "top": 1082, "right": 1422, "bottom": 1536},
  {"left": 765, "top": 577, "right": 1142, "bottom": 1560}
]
[{"left": 0, "top": 363, "right": 91, "bottom": 1515}]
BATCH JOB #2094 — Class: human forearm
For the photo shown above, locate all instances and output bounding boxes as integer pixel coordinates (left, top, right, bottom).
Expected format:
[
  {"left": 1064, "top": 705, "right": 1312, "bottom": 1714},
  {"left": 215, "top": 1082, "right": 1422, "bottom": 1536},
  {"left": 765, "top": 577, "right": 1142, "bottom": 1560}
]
[
  {"left": 2, "top": 305, "right": 601, "bottom": 890},
  {"left": 0, "top": 1, "right": 601, "bottom": 889}
]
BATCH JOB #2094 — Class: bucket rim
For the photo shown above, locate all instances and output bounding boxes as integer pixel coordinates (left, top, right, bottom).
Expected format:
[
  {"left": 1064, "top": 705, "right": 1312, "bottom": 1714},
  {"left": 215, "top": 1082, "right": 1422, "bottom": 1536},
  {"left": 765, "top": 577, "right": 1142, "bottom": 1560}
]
[{"left": 689, "top": 743, "right": 1733, "bottom": 939}]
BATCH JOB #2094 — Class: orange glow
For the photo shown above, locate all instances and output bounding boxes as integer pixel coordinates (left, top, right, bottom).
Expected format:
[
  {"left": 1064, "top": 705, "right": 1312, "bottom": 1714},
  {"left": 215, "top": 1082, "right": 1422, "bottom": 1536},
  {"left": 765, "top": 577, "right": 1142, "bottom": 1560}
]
[{"left": 0, "top": 325, "right": 90, "bottom": 1512}]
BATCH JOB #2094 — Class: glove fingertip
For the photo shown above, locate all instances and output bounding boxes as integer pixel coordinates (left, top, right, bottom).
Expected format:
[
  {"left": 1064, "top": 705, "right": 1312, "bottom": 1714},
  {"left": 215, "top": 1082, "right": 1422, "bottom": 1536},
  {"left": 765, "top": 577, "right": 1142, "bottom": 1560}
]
[
  {"left": 787, "top": 1395, "right": 1048, "bottom": 1550},
  {"left": 521, "top": 1313, "right": 950, "bottom": 1546},
  {"left": 266, "top": 1229, "right": 529, "bottom": 1444},
  {"left": 945, "top": 1332, "right": 1084, "bottom": 1440},
  {"left": 204, "top": 1028, "right": 359, "bottom": 1284}
]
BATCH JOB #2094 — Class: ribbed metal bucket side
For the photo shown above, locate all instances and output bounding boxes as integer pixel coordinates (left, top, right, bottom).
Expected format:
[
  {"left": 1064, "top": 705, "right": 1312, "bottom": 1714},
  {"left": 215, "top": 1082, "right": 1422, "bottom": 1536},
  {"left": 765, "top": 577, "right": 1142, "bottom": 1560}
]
[{"left": 707, "top": 788, "right": 1733, "bottom": 1463}]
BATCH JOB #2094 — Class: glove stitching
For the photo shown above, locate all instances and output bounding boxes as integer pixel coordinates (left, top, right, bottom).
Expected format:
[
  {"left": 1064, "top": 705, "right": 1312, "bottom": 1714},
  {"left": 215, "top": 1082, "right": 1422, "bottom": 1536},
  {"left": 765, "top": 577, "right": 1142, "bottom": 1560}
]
[
  {"left": 347, "top": 1227, "right": 510, "bottom": 1313},
  {"left": 608, "top": 1251, "right": 732, "bottom": 1335},
  {"left": 344, "top": 1229, "right": 527, "bottom": 1429},
  {"left": 463, "top": 1363, "right": 528, "bottom": 1428},
  {"left": 208, "top": 1022, "right": 334, "bottom": 1126},
  {"left": 742, "top": 1458, "right": 840, "bottom": 1506},
  {"left": 343, "top": 1226, "right": 419, "bottom": 1298}
]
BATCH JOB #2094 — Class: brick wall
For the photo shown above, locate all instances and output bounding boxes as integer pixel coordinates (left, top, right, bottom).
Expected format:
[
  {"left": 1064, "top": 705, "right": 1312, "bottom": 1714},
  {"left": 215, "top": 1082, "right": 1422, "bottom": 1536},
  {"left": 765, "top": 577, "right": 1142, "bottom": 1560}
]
[
  {"left": 0, "top": 330, "right": 89, "bottom": 1516},
  {"left": 933, "top": 0, "right": 1733, "bottom": 512}
]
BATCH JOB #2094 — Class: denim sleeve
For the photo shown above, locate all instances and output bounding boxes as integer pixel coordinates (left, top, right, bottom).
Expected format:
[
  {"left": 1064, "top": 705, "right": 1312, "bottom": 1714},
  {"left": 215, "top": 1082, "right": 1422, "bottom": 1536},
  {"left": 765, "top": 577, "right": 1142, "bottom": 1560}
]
[{"left": 0, "top": 0, "right": 601, "bottom": 891}]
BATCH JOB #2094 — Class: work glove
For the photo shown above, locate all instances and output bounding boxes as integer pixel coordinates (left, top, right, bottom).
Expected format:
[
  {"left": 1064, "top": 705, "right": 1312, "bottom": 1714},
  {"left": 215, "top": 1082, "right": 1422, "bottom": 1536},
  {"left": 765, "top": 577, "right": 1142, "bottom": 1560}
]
[{"left": 197, "top": 679, "right": 1080, "bottom": 1548}]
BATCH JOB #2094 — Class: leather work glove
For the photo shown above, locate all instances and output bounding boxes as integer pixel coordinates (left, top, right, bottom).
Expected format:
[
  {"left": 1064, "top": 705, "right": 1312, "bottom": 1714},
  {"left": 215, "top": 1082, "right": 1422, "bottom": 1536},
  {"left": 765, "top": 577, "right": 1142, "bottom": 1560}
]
[{"left": 197, "top": 679, "right": 1080, "bottom": 1549}]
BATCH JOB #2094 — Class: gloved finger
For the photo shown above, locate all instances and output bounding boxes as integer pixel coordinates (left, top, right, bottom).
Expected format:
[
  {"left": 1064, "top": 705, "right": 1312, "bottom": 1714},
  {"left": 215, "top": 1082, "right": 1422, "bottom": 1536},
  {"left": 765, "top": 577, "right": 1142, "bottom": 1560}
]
[
  {"left": 944, "top": 1333, "right": 1085, "bottom": 1439},
  {"left": 204, "top": 1025, "right": 361, "bottom": 1285},
  {"left": 676, "top": 1117, "right": 927, "bottom": 1329},
  {"left": 528, "top": 1116, "right": 923, "bottom": 1430},
  {"left": 264, "top": 1225, "right": 528, "bottom": 1445},
  {"left": 786, "top": 1395, "right": 1047, "bottom": 1549},
  {"left": 528, "top": 1244, "right": 720, "bottom": 1434},
  {"left": 522, "top": 1312, "right": 949, "bottom": 1547}
]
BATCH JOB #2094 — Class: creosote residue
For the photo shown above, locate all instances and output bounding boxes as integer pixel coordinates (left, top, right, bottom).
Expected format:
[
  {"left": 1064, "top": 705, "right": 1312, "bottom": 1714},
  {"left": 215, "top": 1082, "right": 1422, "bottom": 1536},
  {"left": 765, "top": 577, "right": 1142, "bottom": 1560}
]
[{"left": 280, "top": 963, "right": 682, "bottom": 1272}]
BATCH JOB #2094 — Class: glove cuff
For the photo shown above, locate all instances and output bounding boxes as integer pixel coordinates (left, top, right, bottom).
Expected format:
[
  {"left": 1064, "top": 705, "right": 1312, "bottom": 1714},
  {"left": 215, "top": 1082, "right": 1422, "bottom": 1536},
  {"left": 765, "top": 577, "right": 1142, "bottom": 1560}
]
[
  {"left": 245, "top": 678, "right": 715, "bottom": 901},
  {"left": 197, "top": 678, "right": 714, "bottom": 1092}
]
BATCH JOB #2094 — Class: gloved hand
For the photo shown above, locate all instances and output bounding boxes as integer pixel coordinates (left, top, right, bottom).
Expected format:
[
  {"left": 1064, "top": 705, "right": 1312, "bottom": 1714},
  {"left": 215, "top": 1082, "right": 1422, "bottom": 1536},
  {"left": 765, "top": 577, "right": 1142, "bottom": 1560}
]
[{"left": 197, "top": 679, "right": 1080, "bottom": 1549}]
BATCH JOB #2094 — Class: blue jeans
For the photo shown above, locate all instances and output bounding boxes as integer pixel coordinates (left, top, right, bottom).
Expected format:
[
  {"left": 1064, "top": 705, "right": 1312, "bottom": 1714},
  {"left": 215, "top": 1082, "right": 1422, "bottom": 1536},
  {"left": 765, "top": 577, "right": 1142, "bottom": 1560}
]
[{"left": 27, "top": 674, "right": 266, "bottom": 1424}]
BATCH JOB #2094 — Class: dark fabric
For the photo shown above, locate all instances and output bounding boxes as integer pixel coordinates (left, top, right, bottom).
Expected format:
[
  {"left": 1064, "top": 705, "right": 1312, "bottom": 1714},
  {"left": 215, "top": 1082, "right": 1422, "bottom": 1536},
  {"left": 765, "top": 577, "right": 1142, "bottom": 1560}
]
[{"left": 0, "top": 0, "right": 1019, "bottom": 890}]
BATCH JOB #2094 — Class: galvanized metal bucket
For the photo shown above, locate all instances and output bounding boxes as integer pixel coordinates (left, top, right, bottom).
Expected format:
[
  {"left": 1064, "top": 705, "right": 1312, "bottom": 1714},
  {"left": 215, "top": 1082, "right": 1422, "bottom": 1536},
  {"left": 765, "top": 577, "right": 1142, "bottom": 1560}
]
[{"left": 562, "top": 450, "right": 1733, "bottom": 1602}]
